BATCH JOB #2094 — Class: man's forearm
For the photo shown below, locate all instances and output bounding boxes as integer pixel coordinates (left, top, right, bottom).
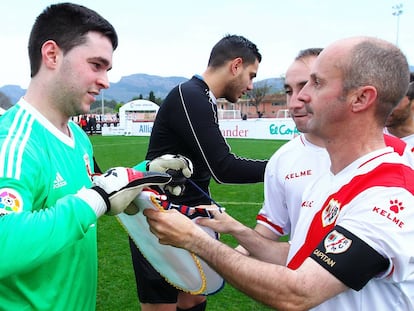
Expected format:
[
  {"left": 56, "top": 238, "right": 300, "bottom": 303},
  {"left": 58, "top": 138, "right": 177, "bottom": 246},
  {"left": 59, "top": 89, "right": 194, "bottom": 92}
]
[
  {"left": 196, "top": 211, "right": 289, "bottom": 264},
  {"left": 189, "top": 235, "right": 308, "bottom": 310},
  {"left": 144, "top": 208, "right": 336, "bottom": 310},
  {"left": 232, "top": 226, "right": 290, "bottom": 264}
]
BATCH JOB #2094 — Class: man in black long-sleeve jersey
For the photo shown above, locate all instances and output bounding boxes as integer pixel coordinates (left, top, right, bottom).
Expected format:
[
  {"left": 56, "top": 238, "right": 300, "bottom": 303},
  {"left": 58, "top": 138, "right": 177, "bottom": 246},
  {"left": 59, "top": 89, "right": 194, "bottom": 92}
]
[{"left": 129, "top": 34, "right": 268, "bottom": 311}]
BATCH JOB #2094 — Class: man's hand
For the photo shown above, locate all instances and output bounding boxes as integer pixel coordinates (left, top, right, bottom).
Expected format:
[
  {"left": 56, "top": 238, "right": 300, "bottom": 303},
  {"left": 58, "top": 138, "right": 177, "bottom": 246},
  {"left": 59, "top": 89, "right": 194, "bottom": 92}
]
[
  {"left": 144, "top": 208, "right": 210, "bottom": 250},
  {"left": 195, "top": 207, "right": 246, "bottom": 235},
  {"left": 147, "top": 154, "right": 193, "bottom": 196},
  {"left": 76, "top": 167, "right": 171, "bottom": 217}
]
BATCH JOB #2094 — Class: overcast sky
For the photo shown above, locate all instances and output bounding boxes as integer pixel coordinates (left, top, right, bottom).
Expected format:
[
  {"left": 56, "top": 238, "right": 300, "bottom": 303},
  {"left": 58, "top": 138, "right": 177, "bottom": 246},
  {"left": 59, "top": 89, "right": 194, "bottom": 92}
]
[{"left": 0, "top": 0, "right": 412, "bottom": 89}]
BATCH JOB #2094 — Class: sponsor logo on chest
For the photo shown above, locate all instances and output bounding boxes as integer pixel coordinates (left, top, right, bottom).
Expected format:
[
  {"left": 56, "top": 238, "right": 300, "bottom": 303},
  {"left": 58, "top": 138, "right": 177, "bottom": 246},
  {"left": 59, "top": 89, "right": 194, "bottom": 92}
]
[
  {"left": 372, "top": 199, "right": 405, "bottom": 228},
  {"left": 285, "top": 169, "right": 312, "bottom": 180},
  {"left": 53, "top": 172, "right": 67, "bottom": 189}
]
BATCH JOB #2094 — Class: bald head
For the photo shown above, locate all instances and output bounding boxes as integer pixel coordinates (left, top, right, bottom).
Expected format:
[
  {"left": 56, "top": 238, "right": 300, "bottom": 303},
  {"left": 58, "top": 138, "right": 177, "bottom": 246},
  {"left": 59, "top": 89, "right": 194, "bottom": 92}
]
[{"left": 318, "top": 36, "right": 410, "bottom": 124}]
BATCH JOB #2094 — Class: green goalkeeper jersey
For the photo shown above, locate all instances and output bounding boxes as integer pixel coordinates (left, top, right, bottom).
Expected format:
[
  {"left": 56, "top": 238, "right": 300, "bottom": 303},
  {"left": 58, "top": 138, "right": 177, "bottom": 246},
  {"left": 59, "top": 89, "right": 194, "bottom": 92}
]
[{"left": 0, "top": 99, "right": 99, "bottom": 310}]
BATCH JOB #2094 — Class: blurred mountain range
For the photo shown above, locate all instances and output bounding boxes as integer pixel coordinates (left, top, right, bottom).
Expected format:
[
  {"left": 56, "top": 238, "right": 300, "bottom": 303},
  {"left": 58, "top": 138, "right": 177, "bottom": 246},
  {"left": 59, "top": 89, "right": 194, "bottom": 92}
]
[
  {"left": 0, "top": 73, "right": 285, "bottom": 105},
  {"left": 3, "top": 65, "right": 413, "bottom": 106}
]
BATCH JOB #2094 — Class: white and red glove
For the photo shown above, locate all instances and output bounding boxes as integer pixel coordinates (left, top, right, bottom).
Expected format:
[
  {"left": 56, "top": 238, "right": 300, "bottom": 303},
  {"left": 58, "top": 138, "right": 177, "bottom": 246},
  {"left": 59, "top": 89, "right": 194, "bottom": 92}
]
[
  {"left": 147, "top": 154, "right": 193, "bottom": 196},
  {"left": 76, "top": 167, "right": 171, "bottom": 217}
]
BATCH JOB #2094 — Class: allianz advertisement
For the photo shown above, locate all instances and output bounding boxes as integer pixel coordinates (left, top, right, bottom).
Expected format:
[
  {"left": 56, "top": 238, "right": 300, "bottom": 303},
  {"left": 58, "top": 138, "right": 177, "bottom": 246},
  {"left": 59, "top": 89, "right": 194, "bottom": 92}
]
[{"left": 102, "top": 118, "right": 298, "bottom": 140}]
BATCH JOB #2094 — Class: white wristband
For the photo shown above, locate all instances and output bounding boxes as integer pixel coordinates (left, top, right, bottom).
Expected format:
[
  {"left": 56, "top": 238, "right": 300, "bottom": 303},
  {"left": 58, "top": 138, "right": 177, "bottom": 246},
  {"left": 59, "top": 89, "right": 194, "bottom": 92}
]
[{"left": 75, "top": 187, "right": 107, "bottom": 217}]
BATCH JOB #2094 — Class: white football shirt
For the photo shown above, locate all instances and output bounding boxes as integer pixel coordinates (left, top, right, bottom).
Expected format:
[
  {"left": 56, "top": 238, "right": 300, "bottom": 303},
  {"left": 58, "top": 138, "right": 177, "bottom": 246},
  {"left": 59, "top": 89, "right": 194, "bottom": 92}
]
[
  {"left": 257, "top": 134, "right": 330, "bottom": 238},
  {"left": 288, "top": 148, "right": 414, "bottom": 311}
]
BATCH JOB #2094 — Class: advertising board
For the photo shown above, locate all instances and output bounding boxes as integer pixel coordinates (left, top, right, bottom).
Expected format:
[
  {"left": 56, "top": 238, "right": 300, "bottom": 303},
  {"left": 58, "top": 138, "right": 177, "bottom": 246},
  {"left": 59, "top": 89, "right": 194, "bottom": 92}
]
[{"left": 102, "top": 118, "right": 298, "bottom": 140}]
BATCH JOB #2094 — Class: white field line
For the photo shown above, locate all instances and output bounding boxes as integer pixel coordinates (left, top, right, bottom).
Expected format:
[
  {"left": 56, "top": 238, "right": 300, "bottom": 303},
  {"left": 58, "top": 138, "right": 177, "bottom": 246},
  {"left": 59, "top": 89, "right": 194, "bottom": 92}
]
[{"left": 219, "top": 201, "right": 262, "bottom": 206}]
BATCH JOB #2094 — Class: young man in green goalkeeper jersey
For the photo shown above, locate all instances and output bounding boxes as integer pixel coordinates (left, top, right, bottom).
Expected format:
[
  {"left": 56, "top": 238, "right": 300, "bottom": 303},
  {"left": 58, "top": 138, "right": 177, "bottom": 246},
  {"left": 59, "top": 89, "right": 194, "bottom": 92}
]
[
  {"left": 0, "top": 3, "right": 120, "bottom": 310},
  {"left": 0, "top": 3, "right": 183, "bottom": 310},
  {"left": 0, "top": 98, "right": 99, "bottom": 310}
]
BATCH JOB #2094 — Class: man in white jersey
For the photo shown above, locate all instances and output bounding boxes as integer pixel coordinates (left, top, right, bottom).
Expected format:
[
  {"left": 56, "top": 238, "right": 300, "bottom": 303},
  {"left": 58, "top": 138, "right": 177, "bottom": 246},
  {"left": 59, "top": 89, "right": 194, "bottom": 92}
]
[
  {"left": 254, "top": 48, "right": 329, "bottom": 243},
  {"left": 385, "top": 81, "right": 414, "bottom": 152},
  {"left": 0, "top": 4, "right": 177, "bottom": 310},
  {"left": 246, "top": 49, "right": 413, "bottom": 255},
  {"left": 144, "top": 36, "right": 414, "bottom": 310}
]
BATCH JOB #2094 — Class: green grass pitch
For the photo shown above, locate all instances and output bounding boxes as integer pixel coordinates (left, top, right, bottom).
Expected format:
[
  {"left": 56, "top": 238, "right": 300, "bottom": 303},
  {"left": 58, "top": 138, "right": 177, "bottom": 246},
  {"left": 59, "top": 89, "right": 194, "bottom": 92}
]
[{"left": 91, "top": 135, "right": 287, "bottom": 310}]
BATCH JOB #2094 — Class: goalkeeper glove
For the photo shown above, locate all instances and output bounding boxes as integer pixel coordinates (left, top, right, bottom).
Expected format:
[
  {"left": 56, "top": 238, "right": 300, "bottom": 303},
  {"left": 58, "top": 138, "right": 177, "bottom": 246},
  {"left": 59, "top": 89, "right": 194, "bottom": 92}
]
[
  {"left": 76, "top": 167, "right": 171, "bottom": 217},
  {"left": 146, "top": 154, "right": 193, "bottom": 196}
]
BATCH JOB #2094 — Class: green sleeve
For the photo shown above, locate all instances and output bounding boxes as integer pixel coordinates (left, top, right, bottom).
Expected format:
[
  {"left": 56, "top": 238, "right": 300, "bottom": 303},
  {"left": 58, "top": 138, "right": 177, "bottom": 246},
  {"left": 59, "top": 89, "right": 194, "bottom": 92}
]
[
  {"left": 0, "top": 195, "right": 96, "bottom": 278},
  {"left": 133, "top": 160, "right": 149, "bottom": 172}
]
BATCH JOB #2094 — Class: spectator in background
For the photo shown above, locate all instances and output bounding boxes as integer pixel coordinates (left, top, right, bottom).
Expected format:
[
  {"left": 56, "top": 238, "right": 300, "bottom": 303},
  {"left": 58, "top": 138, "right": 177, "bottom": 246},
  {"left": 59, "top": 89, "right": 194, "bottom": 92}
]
[
  {"left": 80, "top": 115, "right": 88, "bottom": 132},
  {"left": 384, "top": 81, "right": 414, "bottom": 152},
  {"left": 88, "top": 114, "right": 97, "bottom": 135}
]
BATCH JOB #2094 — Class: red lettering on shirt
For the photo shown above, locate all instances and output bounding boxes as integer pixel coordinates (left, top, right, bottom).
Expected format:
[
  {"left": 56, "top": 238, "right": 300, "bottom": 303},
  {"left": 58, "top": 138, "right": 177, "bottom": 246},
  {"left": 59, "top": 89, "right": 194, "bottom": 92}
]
[{"left": 285, "top": 170, "right": 312, "bottom": 180}]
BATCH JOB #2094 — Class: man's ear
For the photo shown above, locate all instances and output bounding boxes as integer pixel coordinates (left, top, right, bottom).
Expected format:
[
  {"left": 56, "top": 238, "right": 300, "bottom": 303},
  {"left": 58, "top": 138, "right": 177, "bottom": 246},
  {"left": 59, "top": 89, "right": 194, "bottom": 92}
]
[
  {"left": 41, "top": 40, "right": 61, "bottom": 70},
  {"left": 350, "top": 86, "right": 377, "bottom": 112},
  {"left": 230, "top": 57, "right": 243, "bottom": 76}
]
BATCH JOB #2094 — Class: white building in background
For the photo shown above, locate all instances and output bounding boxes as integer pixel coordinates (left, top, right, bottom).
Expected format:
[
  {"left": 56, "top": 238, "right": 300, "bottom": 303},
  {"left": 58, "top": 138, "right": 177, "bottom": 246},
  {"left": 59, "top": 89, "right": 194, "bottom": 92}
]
[
  {"left": 102, "top": 99, "right": 159, "bottom": 136},
  {"left": 118, "top": 99, "right": 159, "bottom": 128}
]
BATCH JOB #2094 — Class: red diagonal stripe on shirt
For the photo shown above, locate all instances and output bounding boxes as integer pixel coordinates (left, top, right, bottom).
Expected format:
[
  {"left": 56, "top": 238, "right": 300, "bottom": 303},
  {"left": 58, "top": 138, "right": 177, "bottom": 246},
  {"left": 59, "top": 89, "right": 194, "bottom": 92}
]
[{"left": 287, "top": 162, "right": 414, "bottom": 270}]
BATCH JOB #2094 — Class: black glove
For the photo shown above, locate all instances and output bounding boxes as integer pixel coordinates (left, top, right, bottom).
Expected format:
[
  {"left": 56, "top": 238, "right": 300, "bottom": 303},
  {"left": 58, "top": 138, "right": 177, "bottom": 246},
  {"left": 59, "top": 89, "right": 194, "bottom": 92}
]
[{"left": 147, "top": 154, "right": 193, "bottom": 196}]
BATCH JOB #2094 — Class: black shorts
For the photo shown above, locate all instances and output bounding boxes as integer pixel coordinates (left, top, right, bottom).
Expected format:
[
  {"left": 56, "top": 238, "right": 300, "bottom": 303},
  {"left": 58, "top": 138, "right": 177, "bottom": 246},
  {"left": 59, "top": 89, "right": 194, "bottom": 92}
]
[{"left": 129, "top": 237, "right": 179, "bottom": 303}]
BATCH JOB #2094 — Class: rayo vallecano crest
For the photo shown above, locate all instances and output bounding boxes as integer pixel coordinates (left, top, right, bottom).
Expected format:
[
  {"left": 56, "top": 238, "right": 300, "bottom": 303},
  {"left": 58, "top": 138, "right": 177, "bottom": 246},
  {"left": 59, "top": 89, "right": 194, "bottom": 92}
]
[
  {"left": 322, "top": 198, "right": 340, "bottom": 227},
  {"left": 324, "top": 230, "right": 352, "bottom": 254}
]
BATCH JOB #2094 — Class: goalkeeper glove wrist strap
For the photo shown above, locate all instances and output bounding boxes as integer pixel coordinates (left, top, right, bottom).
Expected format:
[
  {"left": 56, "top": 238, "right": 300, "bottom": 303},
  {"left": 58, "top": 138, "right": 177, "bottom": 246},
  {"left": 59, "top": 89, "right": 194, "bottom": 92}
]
[
  {"left": 75, "top": 187, "right": 108, "bottom": 217},
  {"left": 91, "top": 186, "right": 110, "bottom": 212}
]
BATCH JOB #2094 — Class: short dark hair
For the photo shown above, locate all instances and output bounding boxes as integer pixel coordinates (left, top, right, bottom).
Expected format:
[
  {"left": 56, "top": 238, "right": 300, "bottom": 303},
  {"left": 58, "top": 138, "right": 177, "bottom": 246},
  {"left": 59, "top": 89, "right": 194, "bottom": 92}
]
[
  {"left": 207, "top": 34, "right": 261, "bottom": 68},
  {"left": 28, "top": 2, "right": 118, "bottom": 77},
  {"left": 407, "top": 81, "right": 414, "bottom": 101},
  {"left": 295, "top": 48, "right": 323, "bottom": 61}
]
